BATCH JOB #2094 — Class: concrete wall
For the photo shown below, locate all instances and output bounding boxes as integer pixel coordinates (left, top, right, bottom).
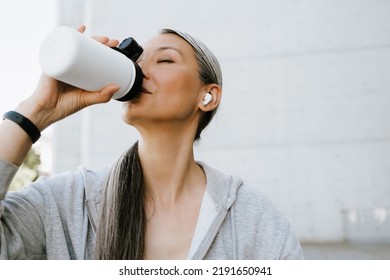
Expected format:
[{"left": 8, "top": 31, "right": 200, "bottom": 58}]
[{"left": 54, "top": 0, "right": 390, "bottom": 243}]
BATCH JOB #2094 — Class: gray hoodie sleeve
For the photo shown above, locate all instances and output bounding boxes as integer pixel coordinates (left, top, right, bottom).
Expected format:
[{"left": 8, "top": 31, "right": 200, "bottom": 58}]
[
  {"left": 0, "top": 160, "right": 18, "bottom": 191},
  {"left": 278, "top": 222, "right": 305, "bottom": 260},
  {"left": 0, "top": 159, "right": 47, "bottom": 259},
  {"left": 1, "top": 158, "right": 109, "bottom": 260},
  {"left": 230, "top": 183, "right": 304, "bottom": 260}
]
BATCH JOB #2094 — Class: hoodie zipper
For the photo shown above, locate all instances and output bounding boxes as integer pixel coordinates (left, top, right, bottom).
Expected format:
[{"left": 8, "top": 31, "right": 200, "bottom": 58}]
[
  {"left": 191, "top": 208, "right": 229, "bottom": 260},
  {"left": 86, "top": 200, "right": 97, "bottom": 236}
]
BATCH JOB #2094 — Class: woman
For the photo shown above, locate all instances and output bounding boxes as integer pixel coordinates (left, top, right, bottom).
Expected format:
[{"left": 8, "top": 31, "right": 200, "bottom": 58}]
[{"left": 0, "top": 26, "right": 303, "bottom": 260}]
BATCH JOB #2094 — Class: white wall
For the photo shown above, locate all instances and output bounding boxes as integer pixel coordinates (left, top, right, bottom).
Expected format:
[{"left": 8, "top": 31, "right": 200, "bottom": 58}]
[{"left": 54, "top": 0, "right": 390, "bottom": 243}]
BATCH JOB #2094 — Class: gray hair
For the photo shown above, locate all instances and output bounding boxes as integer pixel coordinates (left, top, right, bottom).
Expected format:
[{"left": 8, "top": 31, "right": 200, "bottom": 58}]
[{"left": 160, "top": 29, "right": 222, "bottom": 87}]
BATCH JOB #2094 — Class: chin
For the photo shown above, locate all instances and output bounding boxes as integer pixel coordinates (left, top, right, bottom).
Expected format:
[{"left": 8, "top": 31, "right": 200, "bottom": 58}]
[{"left": 121, "top": 104, "right": 148, "bottom": 127}]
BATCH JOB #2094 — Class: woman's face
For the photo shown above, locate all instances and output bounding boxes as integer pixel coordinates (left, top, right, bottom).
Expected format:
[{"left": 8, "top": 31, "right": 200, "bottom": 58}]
[{"left": 121, "top": 33, "right": 205, "bottom": 129}]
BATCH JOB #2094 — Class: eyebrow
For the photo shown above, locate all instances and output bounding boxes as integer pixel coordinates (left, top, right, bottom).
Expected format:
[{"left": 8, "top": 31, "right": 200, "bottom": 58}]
[
  {"left": 156, "top": 46, "right": 182, "bottom": 55},
  {"left": 137, "top": 46, "right": 183, "bottom": 62}
]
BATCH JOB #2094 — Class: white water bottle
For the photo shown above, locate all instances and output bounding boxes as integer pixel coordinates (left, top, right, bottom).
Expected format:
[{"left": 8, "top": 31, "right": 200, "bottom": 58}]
[{"left": 38, "top": 26, "right": 144, "bottom": 101}]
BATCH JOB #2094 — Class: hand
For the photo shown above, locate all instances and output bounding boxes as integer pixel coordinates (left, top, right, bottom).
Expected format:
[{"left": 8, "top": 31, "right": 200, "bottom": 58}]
[{"left": 17, "top": 25, "right": 120, "bottom": 131}]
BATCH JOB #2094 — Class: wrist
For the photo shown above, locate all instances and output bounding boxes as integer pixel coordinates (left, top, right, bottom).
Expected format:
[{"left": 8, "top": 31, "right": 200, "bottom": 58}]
[
  {"left": 15, "top": 99, "right": 52, "bottom": 131},
  {"left": 2, "top": 111, "right": 41, "bottom": 143}
]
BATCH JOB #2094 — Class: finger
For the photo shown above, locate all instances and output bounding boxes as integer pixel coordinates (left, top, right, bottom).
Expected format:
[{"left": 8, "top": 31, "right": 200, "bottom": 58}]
[
  {"left": 82, "top": 84, "right": 120, "bottom": 106},
  {"left": 91, "top": 36, "right": 119, "bottom": 47},
  {"left": 92, "top": 35, "right": 110, "bottom": 44},
  {"left": 77, "top": 25, "right": 86, "bottom": 33},
  {"left": 106, "top": 39, "right": 120, "bottom": 47}
]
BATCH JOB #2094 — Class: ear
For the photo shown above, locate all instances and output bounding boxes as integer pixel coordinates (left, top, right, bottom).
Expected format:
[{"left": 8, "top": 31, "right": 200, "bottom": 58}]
[{"left": 198, "top": 84, "right": 222, "bottom": 112}]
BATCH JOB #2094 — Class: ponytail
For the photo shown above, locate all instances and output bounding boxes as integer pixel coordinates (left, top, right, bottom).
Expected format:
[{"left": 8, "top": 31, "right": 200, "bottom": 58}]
[{"left": 93, "top": 142, "right": 146, "bottom": 259}]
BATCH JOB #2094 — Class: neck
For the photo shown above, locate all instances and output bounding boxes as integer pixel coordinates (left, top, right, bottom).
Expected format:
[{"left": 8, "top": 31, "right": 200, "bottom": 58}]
[{"left": 137, "top": 124, "right": 205, "bottom": 204}]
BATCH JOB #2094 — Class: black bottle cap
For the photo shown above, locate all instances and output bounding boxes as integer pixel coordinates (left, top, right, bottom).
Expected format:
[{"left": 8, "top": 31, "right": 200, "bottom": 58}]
[{"left": 118, "top": 37, "right": 143, "bottom": 61}]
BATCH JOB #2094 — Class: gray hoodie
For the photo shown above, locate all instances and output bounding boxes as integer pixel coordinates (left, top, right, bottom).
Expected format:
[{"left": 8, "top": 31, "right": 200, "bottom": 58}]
[{"left": 0, "top": 159, "right": 303, "bottom": 260}]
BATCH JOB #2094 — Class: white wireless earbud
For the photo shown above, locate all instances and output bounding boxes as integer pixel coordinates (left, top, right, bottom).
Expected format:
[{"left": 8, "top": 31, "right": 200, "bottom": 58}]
[{"left": 202, "top": 93, "right": 213, "bottom": 106}]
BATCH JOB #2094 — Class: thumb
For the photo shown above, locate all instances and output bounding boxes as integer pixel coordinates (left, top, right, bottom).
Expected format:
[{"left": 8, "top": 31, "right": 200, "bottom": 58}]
[{"left": 82, "top": 84, "right": 120, "bottom": 106}]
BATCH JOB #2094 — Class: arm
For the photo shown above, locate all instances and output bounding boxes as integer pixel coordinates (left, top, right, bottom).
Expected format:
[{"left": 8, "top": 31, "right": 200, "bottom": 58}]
[
  {"left": 0, "top": 76, "right": 119, "bottom": 166},
  {"left": 279, "top": 223, "right": 305, "bottom": 260},
  {"left": 0, "top": 26, "right": 120, "bottom": 259},
  {"left": 0, "top": 25, "right": 119, "bottom": 166}
]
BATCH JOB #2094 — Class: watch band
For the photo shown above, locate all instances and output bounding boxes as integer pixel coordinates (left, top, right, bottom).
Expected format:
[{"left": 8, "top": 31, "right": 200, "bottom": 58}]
[{"left": 2, "top": 111, "right": 41, "bottom": 143}]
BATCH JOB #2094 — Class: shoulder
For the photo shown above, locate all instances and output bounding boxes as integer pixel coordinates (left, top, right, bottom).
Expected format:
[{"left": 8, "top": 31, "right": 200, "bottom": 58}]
[
  {"left": 236, "top": 184, "right": 282, "bottom": 214},
  {"left": 233, "top": 184, "right": 303, "bottom": 259},
  {"left": 198, "top": 161, "right": 289, "bottom": 229},
  {"left": 198, "top": 163, "right": 304, "bottom": 259},
  {"left": 199, "top": 161, "right": 283, "bottom": 218},
  {"left": 23, "top": 163, "right": 112, "bottom": 203},
  {"left": 234, "top": 183, "right": 289, "bottom": 229}
]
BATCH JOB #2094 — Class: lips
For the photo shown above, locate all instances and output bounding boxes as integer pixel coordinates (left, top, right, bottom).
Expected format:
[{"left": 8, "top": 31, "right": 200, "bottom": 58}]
[{"left": 140, "top": 87, "right": 152, "bottom": 94}]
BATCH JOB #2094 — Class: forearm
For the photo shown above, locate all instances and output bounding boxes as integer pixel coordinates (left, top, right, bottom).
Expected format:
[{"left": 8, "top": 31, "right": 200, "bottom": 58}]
[
  {"left": 0, "top": 99, "right": 49, "bottom": 166},
  {"left": 0, "top": 118, "right": 33, "bottom": 166}
]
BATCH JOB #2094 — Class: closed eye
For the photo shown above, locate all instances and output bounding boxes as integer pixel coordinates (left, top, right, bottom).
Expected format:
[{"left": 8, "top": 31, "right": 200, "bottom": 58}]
[{"left": 157, "top": 59, "right": 174, "bottom": 63}]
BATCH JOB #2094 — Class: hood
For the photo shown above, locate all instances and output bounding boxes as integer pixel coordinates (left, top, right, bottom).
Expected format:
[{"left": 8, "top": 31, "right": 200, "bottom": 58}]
[
  {"left": 198, "top": 161, "right": 243, "bottom": 212},
  {"left": 190, "top": 161, "right": 244, "bottom": 259}
]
